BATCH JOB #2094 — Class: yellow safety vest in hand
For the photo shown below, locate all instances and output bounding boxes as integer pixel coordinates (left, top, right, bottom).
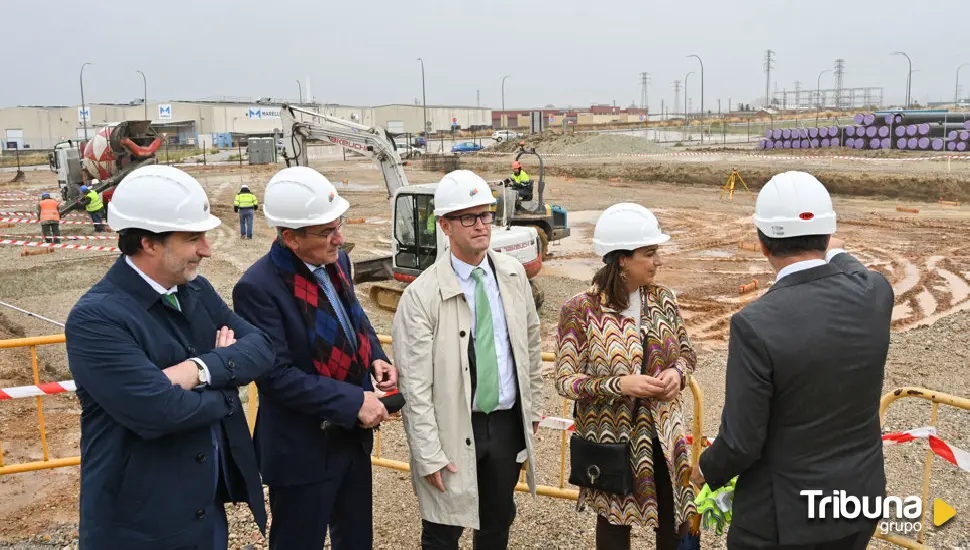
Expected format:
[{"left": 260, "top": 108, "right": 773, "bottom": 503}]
[{"left": 85, "top": 190, "right": 104, "bottom": 212}]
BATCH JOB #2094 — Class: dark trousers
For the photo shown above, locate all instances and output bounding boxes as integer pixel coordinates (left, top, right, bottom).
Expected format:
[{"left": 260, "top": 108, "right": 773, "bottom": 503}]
[
  {"left": 88, "top": 209, "right": 105, "bottom": 232},
  {"left": 778, "top": 529, "right": 873, "bottom": 550},
  {"left": 267, "top": 445, "right": 373, "bottom": 550},
  {"left": 41, "top": 222, "right": 60, "bottom": 244},
  {"left": 595, "top": 437, "right": 685, "bottom": 550},
  {"left": 421, "top": 407, "right": 526, "bottom": 550},
  {"left": 727, "top": 525, "right": 875, "bottom": 550}
]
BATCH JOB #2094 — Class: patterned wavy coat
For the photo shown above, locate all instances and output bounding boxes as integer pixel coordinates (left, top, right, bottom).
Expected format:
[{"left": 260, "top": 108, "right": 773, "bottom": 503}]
[{"left": 554, "top": 284, "right": 697, "bottom": 530}]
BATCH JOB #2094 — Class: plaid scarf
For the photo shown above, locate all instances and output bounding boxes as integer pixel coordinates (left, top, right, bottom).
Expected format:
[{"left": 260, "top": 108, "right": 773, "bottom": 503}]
[{"left": 269, "top": 240, "right": 373, "bottom": 385}]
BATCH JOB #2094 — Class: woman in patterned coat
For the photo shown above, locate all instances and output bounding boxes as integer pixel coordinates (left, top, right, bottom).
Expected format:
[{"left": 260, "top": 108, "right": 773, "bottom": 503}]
[{"left": 555, "top": 203, "right": 698, "bottom": 550}]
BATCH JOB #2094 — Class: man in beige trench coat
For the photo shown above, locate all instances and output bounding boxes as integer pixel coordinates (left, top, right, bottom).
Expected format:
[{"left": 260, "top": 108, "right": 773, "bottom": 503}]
[{"left": 392, "top": 169, "right": 544, "bottom": 549}]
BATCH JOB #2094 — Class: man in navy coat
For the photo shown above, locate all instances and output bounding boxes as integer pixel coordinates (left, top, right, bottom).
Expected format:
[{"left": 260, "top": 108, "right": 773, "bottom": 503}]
[
  {"left": 233, "top": 167, "right": 397, "bottom": 550},
  {"left": 65, "top": 165, "right": 274, "bottom": 549}
]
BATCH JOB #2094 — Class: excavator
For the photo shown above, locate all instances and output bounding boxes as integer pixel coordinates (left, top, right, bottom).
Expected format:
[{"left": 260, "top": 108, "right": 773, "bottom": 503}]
[{"left": 279, "top": 104, "right": 545, "bottom": 311}]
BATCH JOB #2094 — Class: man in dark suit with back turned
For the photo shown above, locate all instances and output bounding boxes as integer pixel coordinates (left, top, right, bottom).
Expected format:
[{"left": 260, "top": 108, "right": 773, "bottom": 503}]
[{"left": 691, "top": 171, "right": 894, "bottom": 549}]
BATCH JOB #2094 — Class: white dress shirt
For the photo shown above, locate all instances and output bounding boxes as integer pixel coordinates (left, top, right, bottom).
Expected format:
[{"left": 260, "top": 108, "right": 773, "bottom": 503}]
[
  {"left": 450, "top": 253, "right": 517, "bottom": 412},
  {"left": 125, "top": 256, "right": 211, "bottom": 385}
]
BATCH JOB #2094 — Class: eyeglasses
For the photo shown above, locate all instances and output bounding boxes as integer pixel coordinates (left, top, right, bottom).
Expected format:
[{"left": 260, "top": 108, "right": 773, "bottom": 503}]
[
  {"left": 302, "top": 216, "right": 347, "bottom": 240},
  {"left": 444, "top": 211, "right": 494, "bottom": 227}
]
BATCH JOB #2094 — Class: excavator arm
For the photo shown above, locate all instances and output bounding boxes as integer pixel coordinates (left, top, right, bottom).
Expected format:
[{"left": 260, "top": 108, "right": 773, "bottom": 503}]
[{"left": 280, "top": 104, "right": 410, "bottom": 198}]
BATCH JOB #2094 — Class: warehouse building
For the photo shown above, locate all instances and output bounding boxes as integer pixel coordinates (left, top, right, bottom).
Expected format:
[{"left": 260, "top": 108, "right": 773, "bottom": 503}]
[{"left": 0, "top": 100, "right": 491, "bottom": 151}]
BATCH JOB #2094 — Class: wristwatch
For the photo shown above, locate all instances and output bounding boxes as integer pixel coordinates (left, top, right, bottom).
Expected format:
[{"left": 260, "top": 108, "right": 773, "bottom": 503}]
[{"left": 189, "top": 358, "right": 209, "bottom": 387}]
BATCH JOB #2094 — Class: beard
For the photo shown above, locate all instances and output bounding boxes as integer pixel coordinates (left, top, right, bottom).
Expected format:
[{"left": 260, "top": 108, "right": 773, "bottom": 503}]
[{"left": 162, "top": 246, "right": 200, "bottom": 285}]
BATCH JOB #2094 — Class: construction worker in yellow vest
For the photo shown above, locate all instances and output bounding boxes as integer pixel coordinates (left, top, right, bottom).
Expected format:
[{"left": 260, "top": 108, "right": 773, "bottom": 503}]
[
  {"left": 37, "top": 192, "right": 61, "bottom": 244},
  {"left": 233, "top": 185, "right": 259, "bottom": 239},
  {"left": 79, "top": 185, "right": 106, "bottom": 232},
  {"left": 508, "top": 160, "right": 533, "bottom": 206}
]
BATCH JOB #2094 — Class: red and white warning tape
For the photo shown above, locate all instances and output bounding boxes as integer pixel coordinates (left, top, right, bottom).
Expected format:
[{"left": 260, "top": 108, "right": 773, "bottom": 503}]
[
  {"left": 539, "top": 418, "right": 969, "bottom": 473},
  {"left": 0, "top": 380, "right": 76, "bottom": 400},
  {"left": 882, "top": 426, "right": 970, "bottom": 472},
  {"left": 0, "top": 234, "right": 116, "bottom": 241},
  {"left": 882, "top": 426, "right": 937, "bottom": 445},
  {"left": 0, "top": 211, "right": 89, "bottom": 218},
  {"left": 538, "top": 416, "right": 575, "bottom": 431},
  {"left": 929, "top": 436, "right": 970, "bottom": 472},
  {"left": 0, "top": 239, "right": 119, "bottom": 252},
  {"left": 0, "top": 217, "right": 104, "bottom": 227},
  {"left": 473, "top": 150, "right": 970, "bottom": 163}
]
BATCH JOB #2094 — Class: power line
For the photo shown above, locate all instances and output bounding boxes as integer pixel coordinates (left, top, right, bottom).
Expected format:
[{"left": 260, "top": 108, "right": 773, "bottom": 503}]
[
  {"left": 834, "top": 58, "right": 846, "bottom": 110},
  {"left": 673, "top": 80, "right": 682, "bottom": 115},
  {"left": 639, "top": 72, "right": 651, "bottom": 111},
  {"left": 764, "top": 49, "right": 775, "bottom": 107}
]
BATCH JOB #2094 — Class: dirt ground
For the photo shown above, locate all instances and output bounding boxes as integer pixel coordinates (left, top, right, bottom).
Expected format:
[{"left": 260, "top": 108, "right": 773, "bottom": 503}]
[{"left": 1, "top": 148, "right": 969, "bottom": 548}]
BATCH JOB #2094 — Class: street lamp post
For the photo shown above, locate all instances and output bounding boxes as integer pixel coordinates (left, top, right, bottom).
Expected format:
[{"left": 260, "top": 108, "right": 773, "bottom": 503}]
[
  {"left": 136, "top": 70, "right": 147, "bottom": 119},
  {"left": 80, "top": 62, "right": 92, "bottom": 142},
  {"left": 816, "top": 69, "right": 832, "bottom": 125},
  {"left": 296, "top": 79, "right": 303, "bottom": 104},
  {"left": 956, "top": 63, "right": 970, "bottom": 105},
  {"left": 417, "top": 58, "right": 427, "bottom": 136},
  {"left": 501, "top": 75, "right": 510, "bottom": 128},
  {"left": 892, "top": 52, "right": 912, "bottom": 108},
  {"left": 687, "top": 55, "right": 704, "bottom": 141}
]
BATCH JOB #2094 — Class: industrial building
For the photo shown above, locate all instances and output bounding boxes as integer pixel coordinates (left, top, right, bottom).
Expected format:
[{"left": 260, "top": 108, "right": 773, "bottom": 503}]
[{"left": 0, "top": 100, "right": 492, "bottom": 151}]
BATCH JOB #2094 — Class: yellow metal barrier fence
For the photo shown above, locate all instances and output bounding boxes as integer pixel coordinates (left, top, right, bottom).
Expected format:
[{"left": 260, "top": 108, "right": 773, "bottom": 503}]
[
  {"left": 872, "top": 387, "right": 970, "bottom": 549},
  {"left": 0, "top": 334, "right": 79, "bottom": 476}
]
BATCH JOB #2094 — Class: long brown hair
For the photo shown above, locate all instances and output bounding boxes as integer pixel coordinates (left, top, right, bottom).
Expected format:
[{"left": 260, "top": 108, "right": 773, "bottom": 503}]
[{"left": 592, "top": 250, "right": 633, "bottom": 311}]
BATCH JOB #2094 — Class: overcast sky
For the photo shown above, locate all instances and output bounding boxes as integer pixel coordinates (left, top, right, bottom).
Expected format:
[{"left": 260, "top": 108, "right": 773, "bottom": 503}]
[{"left": 3, "top": 0, "right": 966, "bottom": 111}]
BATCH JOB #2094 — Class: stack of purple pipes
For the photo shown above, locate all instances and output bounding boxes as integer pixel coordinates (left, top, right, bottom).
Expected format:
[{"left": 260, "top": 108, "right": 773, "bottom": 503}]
[{"left": 757, "top": 111, "right": 970, "bottom": 152}]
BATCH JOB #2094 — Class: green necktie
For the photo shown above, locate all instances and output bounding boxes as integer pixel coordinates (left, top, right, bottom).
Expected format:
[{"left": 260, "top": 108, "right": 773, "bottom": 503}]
[
  {"left": 470, "top": 268, "right": 499, "bottom": 413},
  {"left": 162, "top": 293, "right": 181, "bottom": 312}
]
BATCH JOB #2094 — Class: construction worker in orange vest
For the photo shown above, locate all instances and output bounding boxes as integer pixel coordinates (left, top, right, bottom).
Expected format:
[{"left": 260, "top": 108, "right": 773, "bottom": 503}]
[{"left": 37, "top": 192, "right": 61, "bottom": 244}]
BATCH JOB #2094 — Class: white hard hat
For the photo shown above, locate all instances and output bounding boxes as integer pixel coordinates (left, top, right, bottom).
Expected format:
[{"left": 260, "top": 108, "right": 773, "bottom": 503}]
[
  {"left": 263, "top": 166, "right": 350, "bottom": 228},
  {"left": 107, "top": 165, "right": 221, "bottom": 233},
  {"left": 753, "top": 171, "right": 836, "bottom": 238},
  {"left": 593, "top": 203, "right": 670, "bottom": 257},
  {"left": 433, "top": 170, "right": 496, "bottom": 217}
]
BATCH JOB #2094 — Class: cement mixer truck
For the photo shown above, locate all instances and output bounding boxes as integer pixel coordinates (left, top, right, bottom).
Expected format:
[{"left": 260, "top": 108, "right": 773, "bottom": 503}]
[{"left": 48, "top": 121, "right": 162, "bottom": 216}]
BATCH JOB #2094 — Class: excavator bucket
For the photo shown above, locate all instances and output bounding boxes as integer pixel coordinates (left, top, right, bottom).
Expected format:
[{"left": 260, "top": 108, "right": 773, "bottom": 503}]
[{"left": 369, "top": 284, "right": 405, "bottom": 312}]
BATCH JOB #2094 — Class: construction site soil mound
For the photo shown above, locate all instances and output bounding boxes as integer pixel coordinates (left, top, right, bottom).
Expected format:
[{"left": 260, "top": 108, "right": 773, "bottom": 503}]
[{"left": 490, "top": 131, "right": 669, "bottom": 156}]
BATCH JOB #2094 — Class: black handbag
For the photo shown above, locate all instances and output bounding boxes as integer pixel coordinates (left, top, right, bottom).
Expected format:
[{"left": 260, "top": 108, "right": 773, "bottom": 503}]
[
  {"left": 568, "top": 302, "right": 652, "bottom": 496},
  {"left": 568, "top": 430, "right": 635, "bottom": 496}
]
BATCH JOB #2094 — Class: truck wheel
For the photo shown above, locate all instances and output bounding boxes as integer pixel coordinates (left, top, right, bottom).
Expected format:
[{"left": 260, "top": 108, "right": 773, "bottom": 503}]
[{"left": 528, "top": 225, "right": 550, "bottom": 260}]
